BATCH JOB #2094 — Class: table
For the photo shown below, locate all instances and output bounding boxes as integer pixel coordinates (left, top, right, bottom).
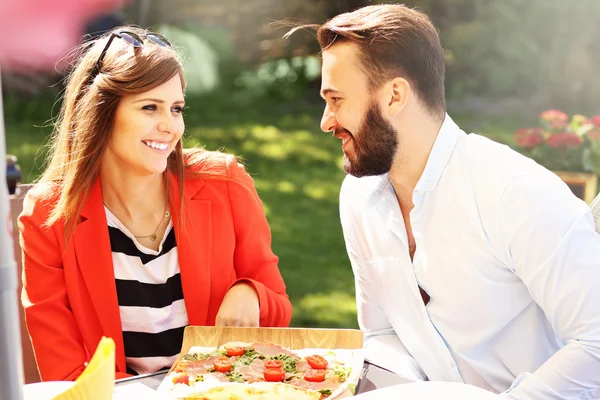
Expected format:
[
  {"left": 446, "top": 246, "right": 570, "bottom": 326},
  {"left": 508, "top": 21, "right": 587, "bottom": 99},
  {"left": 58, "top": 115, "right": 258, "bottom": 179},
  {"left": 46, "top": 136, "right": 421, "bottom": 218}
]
[{"left": 115, "top": 361, "right": 412, "bottom": 395}]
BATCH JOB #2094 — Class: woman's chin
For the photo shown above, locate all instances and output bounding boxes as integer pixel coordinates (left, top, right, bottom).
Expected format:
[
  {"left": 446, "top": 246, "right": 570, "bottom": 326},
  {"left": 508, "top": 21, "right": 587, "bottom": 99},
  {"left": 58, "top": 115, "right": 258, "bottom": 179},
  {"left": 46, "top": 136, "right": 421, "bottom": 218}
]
[{"left": 141, "top": 161, "right": 169, "bottom": 176}]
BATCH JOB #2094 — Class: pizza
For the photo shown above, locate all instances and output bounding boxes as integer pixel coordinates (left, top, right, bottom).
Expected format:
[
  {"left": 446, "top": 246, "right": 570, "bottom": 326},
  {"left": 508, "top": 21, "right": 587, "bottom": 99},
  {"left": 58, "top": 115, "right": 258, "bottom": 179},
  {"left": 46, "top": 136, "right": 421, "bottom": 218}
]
[{"left": 157, "top": 341, "right": 364, "bottom": 399}]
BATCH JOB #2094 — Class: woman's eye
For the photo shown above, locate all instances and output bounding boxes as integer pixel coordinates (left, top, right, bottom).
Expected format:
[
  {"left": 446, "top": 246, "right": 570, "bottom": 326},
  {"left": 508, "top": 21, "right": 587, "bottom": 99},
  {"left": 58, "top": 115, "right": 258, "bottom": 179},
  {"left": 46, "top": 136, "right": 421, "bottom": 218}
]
[
  {"left": 142, "top": 104, "right": 157, "bottom": 111},
  {"left": 172, "top": 106, "right": 183, "bottom": 114}
]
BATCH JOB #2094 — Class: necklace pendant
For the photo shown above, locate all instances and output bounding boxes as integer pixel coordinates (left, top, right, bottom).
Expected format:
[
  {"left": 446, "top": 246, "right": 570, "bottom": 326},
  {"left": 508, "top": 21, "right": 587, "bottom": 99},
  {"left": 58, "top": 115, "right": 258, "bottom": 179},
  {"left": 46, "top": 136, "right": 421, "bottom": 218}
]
[{"left": 150, "top": 234, "right": 157, "bottom": 241}]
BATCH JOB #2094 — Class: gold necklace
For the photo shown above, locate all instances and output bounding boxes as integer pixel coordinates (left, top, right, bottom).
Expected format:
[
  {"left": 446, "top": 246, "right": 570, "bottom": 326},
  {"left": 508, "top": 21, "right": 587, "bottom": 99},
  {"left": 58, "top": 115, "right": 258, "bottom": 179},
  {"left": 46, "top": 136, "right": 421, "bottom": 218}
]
[{"left": 134, "top": 209, "right": 170, "bottom": 242}]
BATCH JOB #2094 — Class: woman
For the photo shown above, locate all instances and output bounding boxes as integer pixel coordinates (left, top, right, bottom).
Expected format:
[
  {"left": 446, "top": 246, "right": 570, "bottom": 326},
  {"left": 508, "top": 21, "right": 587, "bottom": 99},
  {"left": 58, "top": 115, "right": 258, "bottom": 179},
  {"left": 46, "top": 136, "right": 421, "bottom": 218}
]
[{"left": 18, "top": 27, "right": 292, "bottom": 381}]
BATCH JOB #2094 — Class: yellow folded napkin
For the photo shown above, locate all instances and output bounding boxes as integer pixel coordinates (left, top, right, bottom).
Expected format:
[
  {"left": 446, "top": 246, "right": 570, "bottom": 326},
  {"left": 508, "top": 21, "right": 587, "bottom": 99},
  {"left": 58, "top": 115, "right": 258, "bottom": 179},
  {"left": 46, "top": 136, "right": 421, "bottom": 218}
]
[{"left": 52, "top": 337, "right": 116, "bottom": 400}]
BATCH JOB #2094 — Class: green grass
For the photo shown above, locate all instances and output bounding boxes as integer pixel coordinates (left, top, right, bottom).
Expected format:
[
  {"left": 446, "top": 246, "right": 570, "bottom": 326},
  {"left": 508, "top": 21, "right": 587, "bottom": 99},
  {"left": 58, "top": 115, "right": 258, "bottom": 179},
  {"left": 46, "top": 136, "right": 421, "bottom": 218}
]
[{"left": 4, "top": 97, "right": 518, "bottom": 328}]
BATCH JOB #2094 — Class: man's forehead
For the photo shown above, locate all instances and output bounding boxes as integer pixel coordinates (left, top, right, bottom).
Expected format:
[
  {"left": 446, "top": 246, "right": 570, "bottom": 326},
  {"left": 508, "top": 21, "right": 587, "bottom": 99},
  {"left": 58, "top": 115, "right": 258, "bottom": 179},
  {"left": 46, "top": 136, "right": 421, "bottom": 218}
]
[{"left": 321, "top": 42, "right": 365, "bottom": 90}]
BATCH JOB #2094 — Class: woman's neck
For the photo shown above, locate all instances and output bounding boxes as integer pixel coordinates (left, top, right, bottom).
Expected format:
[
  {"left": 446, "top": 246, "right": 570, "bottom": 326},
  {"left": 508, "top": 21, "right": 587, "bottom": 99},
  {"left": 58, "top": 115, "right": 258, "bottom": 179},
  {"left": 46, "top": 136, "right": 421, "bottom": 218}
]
[{"left": 99, "top": 166, "right": 167, "bottom": 220}]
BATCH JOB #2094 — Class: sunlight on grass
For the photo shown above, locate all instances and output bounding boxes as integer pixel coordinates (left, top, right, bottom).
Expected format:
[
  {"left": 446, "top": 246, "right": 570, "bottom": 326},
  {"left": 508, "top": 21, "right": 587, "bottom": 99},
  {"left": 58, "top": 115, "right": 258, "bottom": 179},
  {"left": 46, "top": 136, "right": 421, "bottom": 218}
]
[
  {"left": 258, "top": 142, "right": 287, "bottom": 160},
  {"left": 287, "top": 130, "right": 314, "bottom": 142},
  {"left": 277, "top": 180, "right": 296, "bottom": 193},
  {"left": 250, "top": 125, "right": 281, "bottom": 141},
  {"left": 241, "top": 140, "right": 259, "bottom": 154},
  {"left": 303, "top": 184, "right": 329, "bottom": 200},
  {"left": 292, "top": 291, "right": 358, "bottom": 328}
]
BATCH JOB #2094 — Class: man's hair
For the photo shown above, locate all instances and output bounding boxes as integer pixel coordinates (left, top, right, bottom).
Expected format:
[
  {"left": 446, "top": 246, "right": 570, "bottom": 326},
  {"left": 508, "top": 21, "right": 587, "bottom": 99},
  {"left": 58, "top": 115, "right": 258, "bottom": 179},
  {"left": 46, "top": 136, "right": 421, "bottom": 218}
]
[{"left": 287, "top": 4, "right": 446, "bottom": 119}]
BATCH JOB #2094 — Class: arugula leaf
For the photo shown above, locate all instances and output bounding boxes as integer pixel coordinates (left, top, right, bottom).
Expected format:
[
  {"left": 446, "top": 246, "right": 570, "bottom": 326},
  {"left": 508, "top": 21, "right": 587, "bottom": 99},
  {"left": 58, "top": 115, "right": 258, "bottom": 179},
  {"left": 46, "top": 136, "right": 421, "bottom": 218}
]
[
  {"left": 319, "top": 389, "right": 333, "bottom": 398},
  {"left": 235, "top": 348, "right": 261, "bottom": 365},
  {"left": 270, "top": 354, "right": 297, "bottom": 373},
  {"left": 181, "top": 353, "right": 209, "bottom": 361},
  {"left": 226, "top": 371, "right": 246, "bottom": 383},
  {"left": 333, "top": 365, "right": 351, "bottom": 382}
]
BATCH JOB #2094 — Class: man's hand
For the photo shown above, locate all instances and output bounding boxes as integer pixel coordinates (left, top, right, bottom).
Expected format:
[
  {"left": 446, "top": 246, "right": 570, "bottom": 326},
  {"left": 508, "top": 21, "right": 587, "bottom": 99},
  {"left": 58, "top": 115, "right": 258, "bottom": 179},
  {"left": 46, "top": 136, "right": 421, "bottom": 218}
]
[{"left": 215, "top": 282, "right": 260, "bottom": 327}]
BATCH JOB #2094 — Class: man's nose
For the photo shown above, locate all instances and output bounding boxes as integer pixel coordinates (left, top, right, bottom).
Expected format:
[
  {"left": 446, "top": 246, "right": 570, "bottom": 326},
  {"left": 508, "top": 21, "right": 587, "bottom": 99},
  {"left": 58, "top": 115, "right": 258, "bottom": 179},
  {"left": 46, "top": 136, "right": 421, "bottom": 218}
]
[{"left": 320, "top": 106, "right": 338, "bottom": 133}]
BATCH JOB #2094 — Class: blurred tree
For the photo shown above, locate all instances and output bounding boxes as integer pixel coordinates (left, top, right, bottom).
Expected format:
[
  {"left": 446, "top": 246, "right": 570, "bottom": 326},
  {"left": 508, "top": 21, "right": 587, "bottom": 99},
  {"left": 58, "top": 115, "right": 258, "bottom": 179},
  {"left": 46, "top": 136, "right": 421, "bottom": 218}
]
[{"left": 430, "top": 0, "right": 600, "bottom": 113}]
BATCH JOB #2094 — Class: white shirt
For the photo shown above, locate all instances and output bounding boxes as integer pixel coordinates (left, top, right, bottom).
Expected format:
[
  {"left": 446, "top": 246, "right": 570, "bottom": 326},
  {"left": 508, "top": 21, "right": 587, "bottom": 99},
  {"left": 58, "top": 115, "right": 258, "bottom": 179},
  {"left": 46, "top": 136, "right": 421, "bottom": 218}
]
[{"left": 340, "top": 115, "right": 600, "bottom": 399}]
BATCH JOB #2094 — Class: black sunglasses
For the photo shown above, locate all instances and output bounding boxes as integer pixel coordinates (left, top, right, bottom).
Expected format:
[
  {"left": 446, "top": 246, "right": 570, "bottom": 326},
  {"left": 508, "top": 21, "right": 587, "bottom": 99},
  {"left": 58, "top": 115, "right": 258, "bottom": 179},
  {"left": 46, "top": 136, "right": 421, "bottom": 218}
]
[{"left": 87, "top": 31, "right": 172, "bottom": 85}]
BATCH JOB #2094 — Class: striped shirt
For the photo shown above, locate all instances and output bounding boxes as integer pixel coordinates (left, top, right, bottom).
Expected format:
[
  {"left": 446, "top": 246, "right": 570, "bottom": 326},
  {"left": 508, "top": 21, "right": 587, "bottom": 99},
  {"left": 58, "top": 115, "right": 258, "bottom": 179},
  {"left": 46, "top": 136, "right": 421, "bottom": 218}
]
[{"left": 105, "top": 207, "right": 189, "bottom": 376}]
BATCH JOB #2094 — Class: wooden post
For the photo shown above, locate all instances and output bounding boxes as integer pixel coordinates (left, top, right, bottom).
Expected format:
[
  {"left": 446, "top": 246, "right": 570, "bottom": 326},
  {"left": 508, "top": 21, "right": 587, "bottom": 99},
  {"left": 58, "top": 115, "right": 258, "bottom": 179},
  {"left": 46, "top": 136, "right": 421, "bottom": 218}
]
[{"left": 0, "top": 67, "right": 25, "bottom": 400}]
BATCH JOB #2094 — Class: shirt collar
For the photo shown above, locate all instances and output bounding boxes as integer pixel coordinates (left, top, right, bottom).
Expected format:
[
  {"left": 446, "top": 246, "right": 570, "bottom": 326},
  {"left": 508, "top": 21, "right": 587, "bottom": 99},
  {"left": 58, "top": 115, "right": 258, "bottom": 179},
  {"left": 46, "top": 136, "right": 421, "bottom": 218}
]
[
  {"left": 413, "top": 114, "right": 464, "bottom": 197},
  {"left": 366, "top": 114, "right": 464, "bottom": 208}
]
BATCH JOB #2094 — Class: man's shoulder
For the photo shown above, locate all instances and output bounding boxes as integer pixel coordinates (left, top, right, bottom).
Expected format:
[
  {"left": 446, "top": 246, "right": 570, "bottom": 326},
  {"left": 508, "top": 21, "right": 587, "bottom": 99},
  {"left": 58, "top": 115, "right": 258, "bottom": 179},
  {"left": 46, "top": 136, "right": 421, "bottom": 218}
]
[
  {"left": 456, "top": 133, "right": 550, "bottom": 183},
  {"left": 455, "top": 133, "right": 581, "bottom": 211}
]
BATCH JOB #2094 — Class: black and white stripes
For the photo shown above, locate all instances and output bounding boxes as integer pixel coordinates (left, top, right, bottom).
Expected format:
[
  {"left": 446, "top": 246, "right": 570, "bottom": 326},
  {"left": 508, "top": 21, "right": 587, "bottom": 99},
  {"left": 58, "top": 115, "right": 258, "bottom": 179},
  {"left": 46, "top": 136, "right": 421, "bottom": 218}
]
[{"left": 105, "top": 207, "right": 188, "bottom": 376}]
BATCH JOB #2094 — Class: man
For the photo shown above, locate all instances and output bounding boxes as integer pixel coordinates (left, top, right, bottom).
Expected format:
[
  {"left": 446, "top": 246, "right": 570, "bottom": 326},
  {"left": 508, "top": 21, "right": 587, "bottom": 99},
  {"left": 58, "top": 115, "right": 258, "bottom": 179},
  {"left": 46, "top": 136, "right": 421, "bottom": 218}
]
[{"left": 288, "top": 4, "right": 600, "bottom": 399}]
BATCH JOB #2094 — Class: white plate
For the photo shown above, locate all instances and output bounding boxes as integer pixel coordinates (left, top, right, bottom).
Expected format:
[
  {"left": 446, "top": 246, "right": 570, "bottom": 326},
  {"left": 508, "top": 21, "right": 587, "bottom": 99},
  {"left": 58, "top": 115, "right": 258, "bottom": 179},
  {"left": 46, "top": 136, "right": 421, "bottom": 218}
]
[
  {"left": 23, "top": 381, "right": 76, "bottom": 399},
  {"left": 354, "top": 381, "right": 500, "bottom": 399}
]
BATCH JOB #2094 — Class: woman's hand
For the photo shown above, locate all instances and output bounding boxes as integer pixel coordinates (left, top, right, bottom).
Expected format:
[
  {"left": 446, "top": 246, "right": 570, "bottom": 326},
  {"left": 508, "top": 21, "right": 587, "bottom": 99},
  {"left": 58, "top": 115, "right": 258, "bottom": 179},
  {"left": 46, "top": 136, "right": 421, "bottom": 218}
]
[{"left": 215, "top": 282, "right": 260, "bottom": 327}]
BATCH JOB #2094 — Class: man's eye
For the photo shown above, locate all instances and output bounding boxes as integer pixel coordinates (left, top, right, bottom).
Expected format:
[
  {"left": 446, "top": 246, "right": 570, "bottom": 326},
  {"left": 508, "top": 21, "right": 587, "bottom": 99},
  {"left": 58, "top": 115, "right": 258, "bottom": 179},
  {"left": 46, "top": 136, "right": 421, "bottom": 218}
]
[
  {"left": 142, "top": 105, "right": 157, "bottom": 111},
  {"left": 331, "top": 97, "right": 341, "bottom": 103}
]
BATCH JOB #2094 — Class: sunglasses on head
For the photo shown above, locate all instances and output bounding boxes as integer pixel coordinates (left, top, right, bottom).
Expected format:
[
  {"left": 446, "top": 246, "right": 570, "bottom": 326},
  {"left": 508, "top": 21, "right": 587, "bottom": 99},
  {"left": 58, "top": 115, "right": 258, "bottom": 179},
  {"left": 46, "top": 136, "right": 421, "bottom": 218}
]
[{"left": 87, "top": 30, "right": 172, "bottom": 85}]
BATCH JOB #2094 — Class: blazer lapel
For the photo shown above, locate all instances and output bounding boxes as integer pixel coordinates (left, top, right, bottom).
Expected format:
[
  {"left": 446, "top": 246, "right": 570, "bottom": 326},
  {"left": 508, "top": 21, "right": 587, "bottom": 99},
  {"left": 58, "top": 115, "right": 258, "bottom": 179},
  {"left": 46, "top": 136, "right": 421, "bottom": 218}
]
[
  {"left": 170, "top": 173, "right": 212, "bottom": 325},
  {"left": 73, "top": 179, "right": 125, "bottom": 370}
]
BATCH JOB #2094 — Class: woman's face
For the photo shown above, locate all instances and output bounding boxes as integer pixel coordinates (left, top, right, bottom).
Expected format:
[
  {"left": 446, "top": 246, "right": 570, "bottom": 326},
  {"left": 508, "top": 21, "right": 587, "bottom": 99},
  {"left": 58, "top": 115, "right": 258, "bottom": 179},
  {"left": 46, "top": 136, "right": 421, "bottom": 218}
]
[{"left": 103, "top": 74, "right": 185, "bottom": 177}]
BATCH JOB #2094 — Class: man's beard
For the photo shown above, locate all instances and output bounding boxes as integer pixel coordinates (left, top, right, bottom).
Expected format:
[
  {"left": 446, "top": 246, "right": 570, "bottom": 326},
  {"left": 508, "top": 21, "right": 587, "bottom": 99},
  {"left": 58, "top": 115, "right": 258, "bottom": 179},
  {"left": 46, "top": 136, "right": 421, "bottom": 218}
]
[{"left": 342, "top": 101, "right": 398, "bottom": 177}]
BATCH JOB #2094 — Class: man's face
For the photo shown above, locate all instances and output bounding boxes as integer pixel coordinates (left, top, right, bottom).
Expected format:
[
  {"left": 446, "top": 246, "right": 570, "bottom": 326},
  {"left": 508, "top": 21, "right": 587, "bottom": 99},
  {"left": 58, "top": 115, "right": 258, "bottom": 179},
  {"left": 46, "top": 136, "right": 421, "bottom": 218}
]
[{"left": 320, "top": 42, "right": 398, "bottom": 177}]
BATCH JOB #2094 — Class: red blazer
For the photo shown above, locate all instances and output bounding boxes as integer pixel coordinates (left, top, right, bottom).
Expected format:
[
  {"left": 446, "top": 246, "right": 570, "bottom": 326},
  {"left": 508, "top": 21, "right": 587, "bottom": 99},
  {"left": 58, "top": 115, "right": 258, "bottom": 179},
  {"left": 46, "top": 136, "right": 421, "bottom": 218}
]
[{"left": 18, "top": 155, "right": 292, "bottom": 381}]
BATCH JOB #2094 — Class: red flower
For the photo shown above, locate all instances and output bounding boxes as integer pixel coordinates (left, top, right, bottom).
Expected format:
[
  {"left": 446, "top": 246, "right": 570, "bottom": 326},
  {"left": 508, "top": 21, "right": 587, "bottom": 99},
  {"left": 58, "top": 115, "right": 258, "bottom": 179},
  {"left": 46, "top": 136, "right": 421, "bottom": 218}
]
[
  {"left": 547, "top": 132, "right": 582, "bottom": 149},
  {"left": 515, "top": 128, "right": 544, "bottom": 148},
  {"left": 592, "top": 116, "right": 600, "bottom": 129}
]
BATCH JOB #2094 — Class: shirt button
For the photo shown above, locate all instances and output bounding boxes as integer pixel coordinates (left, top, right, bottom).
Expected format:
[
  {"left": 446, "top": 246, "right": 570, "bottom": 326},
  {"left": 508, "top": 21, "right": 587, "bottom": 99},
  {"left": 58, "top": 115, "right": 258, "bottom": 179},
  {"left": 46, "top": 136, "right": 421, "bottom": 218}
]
[
  {"left": 448, "top": 361, "right": 456, "bottom": 369},
  {"left": 427, "top": 182, "right": 433, "bottom": 189}
]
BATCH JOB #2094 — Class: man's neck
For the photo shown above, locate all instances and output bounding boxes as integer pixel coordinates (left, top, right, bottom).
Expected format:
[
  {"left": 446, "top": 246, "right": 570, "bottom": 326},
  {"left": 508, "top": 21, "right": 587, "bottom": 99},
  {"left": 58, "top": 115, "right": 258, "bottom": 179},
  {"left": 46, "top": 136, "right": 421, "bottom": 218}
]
[{"left": 389, "top": 115, "right": 444, "bottom": 209}]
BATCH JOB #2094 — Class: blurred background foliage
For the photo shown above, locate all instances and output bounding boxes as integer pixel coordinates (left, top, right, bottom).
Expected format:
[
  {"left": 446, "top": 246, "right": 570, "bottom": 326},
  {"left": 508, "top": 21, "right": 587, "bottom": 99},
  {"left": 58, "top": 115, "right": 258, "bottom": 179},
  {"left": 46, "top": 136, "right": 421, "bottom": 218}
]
[{"left": 3, "top": 0, "right": 599, "bottom": 328}]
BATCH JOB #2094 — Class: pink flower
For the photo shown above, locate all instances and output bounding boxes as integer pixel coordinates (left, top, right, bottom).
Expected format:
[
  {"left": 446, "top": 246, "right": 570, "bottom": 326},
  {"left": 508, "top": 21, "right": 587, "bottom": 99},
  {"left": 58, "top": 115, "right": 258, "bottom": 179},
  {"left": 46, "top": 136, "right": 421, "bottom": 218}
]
[
  {"left": 588, "top": 129, "right": 600, "bottom": 141},
  {"left": 547, "top": 132, "right": 583, "bottom": 149},
  {"left": 540, "top": 109, "right": 569, "bottom": 122},
  {"left": 540, "top": 109, "right": 569, "bottom": 130},
  {"left": 592, "top": 116, "right": 600, "bottom": 129}
]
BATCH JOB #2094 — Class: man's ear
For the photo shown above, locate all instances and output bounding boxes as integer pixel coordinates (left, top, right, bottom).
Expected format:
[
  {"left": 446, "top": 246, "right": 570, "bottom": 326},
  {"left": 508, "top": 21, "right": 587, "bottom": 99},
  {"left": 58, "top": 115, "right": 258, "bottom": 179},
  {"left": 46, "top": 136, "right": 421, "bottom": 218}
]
[{"left": 385, "top": 77, "right": 410, "bottom": 117}]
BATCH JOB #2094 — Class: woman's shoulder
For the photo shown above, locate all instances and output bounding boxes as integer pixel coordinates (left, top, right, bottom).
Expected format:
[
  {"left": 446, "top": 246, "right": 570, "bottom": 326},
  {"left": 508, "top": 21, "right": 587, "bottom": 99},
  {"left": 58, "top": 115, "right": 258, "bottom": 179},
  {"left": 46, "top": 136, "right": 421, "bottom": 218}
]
[
  {"left": 18, "top": 181, "right": 62, "bottom": 226},
  {"left": 183, "top": 149, "right": 252, "bottom": 186},
  {"left": 23, "top": 181, "right": 60, "bottom": 208}
]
